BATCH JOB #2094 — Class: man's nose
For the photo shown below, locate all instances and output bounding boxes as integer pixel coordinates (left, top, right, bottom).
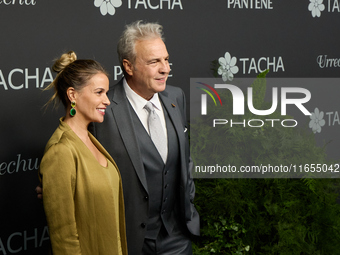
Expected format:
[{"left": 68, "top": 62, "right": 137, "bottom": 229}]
[{"left": 159, "top": 60, "right": 170, "bottom": 74}]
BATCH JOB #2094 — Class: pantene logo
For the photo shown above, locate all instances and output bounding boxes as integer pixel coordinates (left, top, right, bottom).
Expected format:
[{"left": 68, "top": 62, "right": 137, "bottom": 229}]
[
  {"left": 0, "top": 0, "right": 36, "bottom": 5},
  {"left": 94, "top": 0, "right": 183, "bottom": 16},
  {"left": 226, "top": 0, "right": 273, "bottom": 10}
]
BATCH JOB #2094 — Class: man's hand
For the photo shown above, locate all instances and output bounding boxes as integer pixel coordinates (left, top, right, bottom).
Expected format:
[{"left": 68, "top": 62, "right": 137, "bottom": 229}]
[{"left": 36, "top": 184, "right": 43, "bottom": 200}]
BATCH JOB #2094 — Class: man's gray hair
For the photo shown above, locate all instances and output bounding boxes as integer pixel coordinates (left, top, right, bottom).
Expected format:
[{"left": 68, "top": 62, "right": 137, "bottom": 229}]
[{"left": 117, "top": 20, "right": 164, "bottom": 70}]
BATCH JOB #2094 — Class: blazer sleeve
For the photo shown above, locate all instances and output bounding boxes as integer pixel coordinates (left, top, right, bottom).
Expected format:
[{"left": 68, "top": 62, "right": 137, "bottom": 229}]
[
  {"left": 39, "top": 143, "right": 82, "bottom": 255},
  {"left": 179, "top": 89, "right": 196, "bottom": 202},
  {"left": 177, "top": 88, "right": 200, "bottom": 235}
]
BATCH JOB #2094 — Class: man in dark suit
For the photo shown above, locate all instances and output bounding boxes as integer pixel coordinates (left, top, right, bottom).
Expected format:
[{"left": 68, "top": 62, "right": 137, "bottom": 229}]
[{"left": 90, "top": 20, "right": 199, "bottom": 254}]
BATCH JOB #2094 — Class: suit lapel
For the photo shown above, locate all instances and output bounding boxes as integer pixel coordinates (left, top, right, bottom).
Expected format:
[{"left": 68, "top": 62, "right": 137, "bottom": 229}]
[
  {"left": 159, "top": 93, "right": 185, "bottom": 145},
  {"left": 159, "top": 92, "right": 187, "bottom": 184},
  {"left": 110, "top": 81, "right": 148, "bottom": 193}
]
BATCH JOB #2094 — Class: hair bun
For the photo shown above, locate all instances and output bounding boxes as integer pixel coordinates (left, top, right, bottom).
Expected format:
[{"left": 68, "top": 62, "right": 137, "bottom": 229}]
[{"left": 52, "top": 51, "right": 77, "bottom": 73}]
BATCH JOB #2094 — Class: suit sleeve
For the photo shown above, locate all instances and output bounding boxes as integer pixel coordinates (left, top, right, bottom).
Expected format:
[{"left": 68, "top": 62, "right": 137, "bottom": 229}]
[
  {"left": 39, "top": 143, "right": 82, "bottom": 255},
  {"left": 179, "top": 89, "right": 196, "bottom": 202},
  {"left": 178, "top": 88, "right": 200, "bottom": 235}
]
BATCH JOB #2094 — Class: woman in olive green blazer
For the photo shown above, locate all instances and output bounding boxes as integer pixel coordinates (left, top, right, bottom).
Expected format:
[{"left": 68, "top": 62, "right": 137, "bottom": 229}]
[{"left": 39, "top": 51, "right": 127, "bottom": 255}]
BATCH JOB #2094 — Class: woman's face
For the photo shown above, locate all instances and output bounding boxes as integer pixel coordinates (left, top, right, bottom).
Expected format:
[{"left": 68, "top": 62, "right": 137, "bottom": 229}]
[{"left": 75, "top": 72, "right": 110, "bottom": 124}]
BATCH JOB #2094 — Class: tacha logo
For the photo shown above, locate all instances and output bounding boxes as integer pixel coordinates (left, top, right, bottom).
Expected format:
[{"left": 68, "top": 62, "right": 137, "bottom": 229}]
[
  {"left": 308, "top": 0, "right": 325, "bottom": 17},
  {"left": 309, "top": 107, "right": 326, "bottom": 133},
  {"left": 218, "top": 52, "right": 239, "bottom": 82},
  {"left": 217, "top": 51, "right": 285, "bottom": 79},
  {"left": 308, "top": 0, "right": 340, "bottom": 18},
  {"left": 94, "top": 0, "right": 122, "bottom": 16},
  {"left": 309, "top": 107, "right": 340, "bottom": 133},
  {"left": 94, "top": 0, "right": 183, "bottom": 15}
]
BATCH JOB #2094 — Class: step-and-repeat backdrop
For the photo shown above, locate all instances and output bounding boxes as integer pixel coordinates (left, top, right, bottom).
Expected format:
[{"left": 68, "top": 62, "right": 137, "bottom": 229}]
[{"left": 1, "top": 0, "right": 340, "bottom": 254}]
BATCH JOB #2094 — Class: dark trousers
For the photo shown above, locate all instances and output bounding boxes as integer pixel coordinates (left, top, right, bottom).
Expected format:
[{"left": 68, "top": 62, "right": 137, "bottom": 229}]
[{"left": 142, "top": 225, "right": 192, "bottom": 255}]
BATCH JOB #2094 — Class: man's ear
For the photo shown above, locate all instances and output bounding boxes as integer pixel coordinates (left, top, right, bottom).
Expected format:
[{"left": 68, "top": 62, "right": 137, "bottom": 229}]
[
  {"left": 66, "top": 87, "right": 77, "bottom": 103},
  {"left": 123, "top": 59, "right": 133, "bottom": 76}
]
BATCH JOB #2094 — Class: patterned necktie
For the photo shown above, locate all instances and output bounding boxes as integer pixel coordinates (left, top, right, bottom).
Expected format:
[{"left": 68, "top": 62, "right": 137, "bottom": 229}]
[{"left": 144, "top": 101, "right": 167, "bottom": 163}]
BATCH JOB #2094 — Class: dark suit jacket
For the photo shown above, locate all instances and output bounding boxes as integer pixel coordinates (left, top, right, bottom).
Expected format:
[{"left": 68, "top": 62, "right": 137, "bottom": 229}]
[{"left": 89, "top": 79, "right": 200, "bottom": 254}]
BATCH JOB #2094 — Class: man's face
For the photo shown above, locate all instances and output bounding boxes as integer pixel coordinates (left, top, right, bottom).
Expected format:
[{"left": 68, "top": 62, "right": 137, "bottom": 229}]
[{"left": 124, "top": 37, "right": 170, "bottom": 100}]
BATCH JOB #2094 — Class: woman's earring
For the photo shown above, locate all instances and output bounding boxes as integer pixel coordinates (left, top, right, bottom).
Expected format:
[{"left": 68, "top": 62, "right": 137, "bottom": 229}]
[{"left": 70, "top": 101, "right": 76, "bottom": 117}]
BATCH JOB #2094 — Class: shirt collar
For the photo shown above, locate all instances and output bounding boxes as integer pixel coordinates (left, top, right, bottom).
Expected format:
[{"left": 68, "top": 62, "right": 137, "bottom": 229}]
[{"left": 123, "top": 78, "right": 162, "bottom": 110}]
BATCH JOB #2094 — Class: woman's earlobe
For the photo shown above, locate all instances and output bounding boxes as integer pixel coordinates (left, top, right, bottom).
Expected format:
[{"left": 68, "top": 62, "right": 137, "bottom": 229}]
[{"left": 66, "top": 87, "right": 76, "bottom": 102}]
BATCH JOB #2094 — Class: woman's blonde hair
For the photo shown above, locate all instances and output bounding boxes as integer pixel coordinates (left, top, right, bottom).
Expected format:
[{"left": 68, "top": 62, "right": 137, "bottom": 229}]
[{"left": 44, "top": 51, "right": 108, "bottom": 108}]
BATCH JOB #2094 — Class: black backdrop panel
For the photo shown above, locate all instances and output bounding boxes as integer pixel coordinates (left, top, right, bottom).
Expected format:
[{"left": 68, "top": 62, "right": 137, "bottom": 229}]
[{"left": 1, "top": 0, "right": 340, "bottom": 253}]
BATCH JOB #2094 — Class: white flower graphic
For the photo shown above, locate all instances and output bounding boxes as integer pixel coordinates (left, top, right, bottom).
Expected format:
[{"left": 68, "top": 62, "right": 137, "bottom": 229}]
[
  {"left": 308, "top": 0, "right": 325, "bottom": 18},
  {"left": 94, "top": 0, "right": 122, "bottom": 16},
  {"left": 218, "top": 52, "right": 239, "bottom": 81},
  {"left": 309, "top": 107, "right": 326, "bottom": 133}
]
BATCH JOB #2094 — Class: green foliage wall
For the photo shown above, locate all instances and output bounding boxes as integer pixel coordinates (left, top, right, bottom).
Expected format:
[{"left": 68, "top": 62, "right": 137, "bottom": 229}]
[{"left": 193, "top": 178, "right": 340, "bottom": 255}]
